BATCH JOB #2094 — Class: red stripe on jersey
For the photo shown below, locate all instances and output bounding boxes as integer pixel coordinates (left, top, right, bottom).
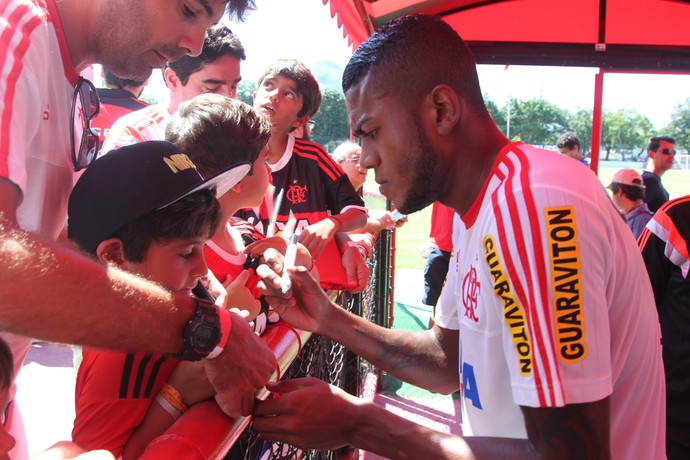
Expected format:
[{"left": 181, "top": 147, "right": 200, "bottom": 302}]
[
  {"left": 0, "top": 1, "right": 42, "bottom": 177},
  {"left": 651, "top": 197, "right": 690, "bottom": 263},
  {"left": 493, "top": 148, "right": 563, "bottom": 406},
  {"left": 293, "top": 138, "right": 343, "bottom": 181},
  {"left": 492, "top": 159, "right": 548, "bottom": 406}
]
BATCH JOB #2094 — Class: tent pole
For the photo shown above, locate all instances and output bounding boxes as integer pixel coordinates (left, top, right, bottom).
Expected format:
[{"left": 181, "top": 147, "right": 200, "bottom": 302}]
[{"left": 590, "top": 70, "right": 604, "bottom": 175}]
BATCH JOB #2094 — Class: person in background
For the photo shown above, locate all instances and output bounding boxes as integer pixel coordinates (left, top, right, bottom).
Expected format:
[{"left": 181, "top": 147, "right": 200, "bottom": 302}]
[
  {"left": 0, "top": 2, "right": 273, "bottom": 455},
  {"left": 643, "top": 135, "right": 676, "bottom": 213},
  {"left": 102, "top": 23, "right": 246, "bottom": 153},
  {"left": 331, "top": 141, "right": 405, "bottom": 238},
  {"left": 607, "top": 168, "right": 652, "bottom": 238},
  {"left": 639, "top": 195, "right": 690, "bottom": 460},
  {"left": 91, "top": 68, "right": 149, "bottom": 148},
  {"left": 556, "top": 131, "right": 589, "bottom": 166},
  {"left": 422, "top": 201, "right": 454, "bottom": 327},
  {"left": 252, "top": 14, "right": 665, "bottom": 459}
]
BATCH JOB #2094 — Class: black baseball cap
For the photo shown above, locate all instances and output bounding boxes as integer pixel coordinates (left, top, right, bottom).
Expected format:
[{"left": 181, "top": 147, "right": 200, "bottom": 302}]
[{"left": 68, "top": 141, "right": 250, "bottom": 253}]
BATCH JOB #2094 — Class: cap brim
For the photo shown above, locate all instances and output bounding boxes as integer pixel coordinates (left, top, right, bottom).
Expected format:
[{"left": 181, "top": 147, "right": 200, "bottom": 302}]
[{"left": 156, "top": 161, "right": 251, "bottom": 211}]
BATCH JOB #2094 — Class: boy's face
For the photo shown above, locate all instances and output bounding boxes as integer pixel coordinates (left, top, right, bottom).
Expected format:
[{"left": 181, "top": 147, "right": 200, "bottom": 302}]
[
  {"left": 253, "top": 75, "right": 305, "bottom": 133},
  {"left": 123, "top": 238, "right": 208, "bottom": 297}
]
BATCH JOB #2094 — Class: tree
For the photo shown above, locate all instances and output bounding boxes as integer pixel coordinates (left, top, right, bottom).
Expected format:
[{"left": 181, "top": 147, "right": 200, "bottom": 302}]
[
  {"left": 505, "top": 98, "right": 569, "bottom": 146},
  {"left": 484, "top": 96, "right": 506, "bottom": 135},
  {"left": 312, "top": 88, "right": 350, "bottom": 152},
  {"left": 600, "top": 109, "right": 653, "bottom": 160},
  {"left": 237, "top": 81, "right": 255, "bottom": 106},
  {"left": 665, "top": 98, "right": 690, "bottom": 153}
]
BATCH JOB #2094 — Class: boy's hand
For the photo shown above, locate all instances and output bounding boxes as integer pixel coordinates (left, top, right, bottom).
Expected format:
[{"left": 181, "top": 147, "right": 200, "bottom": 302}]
[
  {"left": 223, "top": 270, "right": 260, "bottom": 320},
  {"left": 340, "top": 245, "right": 369, "bottom": 293},
  {"left": 255, "top": 248, "right": 331, "bottom": 334},
  {"left": 298, "top": 219, "right": 338, "bottom": 259},
  {"left": 204, "top": 314, "right": 276, "bottom": 418}
]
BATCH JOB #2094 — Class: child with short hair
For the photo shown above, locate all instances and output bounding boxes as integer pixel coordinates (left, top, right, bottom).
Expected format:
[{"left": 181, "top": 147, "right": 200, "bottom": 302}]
[
  {"left": 245, "top": 59, "right": 368, "bottom": 260},
  {"left": 68, "top": 141, "right": 251, "bottom": 459},
  {"left": 166, "top": 93, "right": 317, "bottom": 333}
]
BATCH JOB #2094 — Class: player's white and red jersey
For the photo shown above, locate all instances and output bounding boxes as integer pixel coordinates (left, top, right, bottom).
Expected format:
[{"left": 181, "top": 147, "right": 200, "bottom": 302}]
[
  {"left": 100, "top": 104, "right": 171, "bottom": 154},
  {"left": 436, "top": 143, "right": 665, "bottom": 459}
]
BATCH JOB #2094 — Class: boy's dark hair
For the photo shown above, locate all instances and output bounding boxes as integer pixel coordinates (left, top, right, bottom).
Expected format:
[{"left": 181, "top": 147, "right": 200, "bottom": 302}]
[
  {"left": 647, "top": 136, "right": 675, "bottom": 152},
  {"left": 103, "top": 68, "right": 146, "bottom": 90},
  {"left": 342, "top": 14, "right": 486, "bottom": 115},
  {"left": 111, "top": 189, "right": 221, "bottom": 262},
  {"left": 609, "top": 183, "right": 646, "bottom": 202},
  {"left": 226, "top": 0, "right": 257, "bottom": 21},
  {"left": 166, "top": 24, "right": 246, "bottom": 86},
  {"left": 166, "top": 94, "right": 271, "bottom": 177},
  {"left": 0, "top": 337, "right": 12, "bottom": 391},
  {"left": 557, "top": 131, "right": 580, "bottom": 149},
  {"left": 257, "top": 59, "right": 322, "bottom": 119}
]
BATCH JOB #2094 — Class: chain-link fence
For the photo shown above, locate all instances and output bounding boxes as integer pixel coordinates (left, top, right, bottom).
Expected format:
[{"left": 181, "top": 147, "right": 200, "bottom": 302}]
[{"left": 227, "top": 226, "right": 394, "bottom": 460}]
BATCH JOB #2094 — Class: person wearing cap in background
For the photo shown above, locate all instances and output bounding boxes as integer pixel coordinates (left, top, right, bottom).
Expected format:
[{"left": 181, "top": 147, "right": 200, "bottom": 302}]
[
  {"left": 643, "top": 135, "right": 676, "bottom": 213},
  {"left": 67, "top": 141, "right": 269, "bottom": 459},
  {"left": 607, "top": 168, "right": 652, "bottom": 238}
]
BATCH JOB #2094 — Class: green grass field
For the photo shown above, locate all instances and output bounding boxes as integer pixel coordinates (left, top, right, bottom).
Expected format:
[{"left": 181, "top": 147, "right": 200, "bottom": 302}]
[{"left": 363, "top": 163, "right": 690, "bottom": 271}]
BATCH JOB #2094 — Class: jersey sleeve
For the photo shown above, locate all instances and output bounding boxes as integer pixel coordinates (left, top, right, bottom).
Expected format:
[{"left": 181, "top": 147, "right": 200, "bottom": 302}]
[{"left": 490, "top": 178, "right": 618, "bottom": 408}]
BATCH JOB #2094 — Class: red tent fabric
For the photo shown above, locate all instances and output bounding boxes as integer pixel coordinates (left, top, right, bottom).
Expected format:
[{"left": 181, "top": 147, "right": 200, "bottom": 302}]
[
  {"left": 321, "top": 0, "right": 690, "bottom": 170},
  {"left": 323, "top": 0, "right": 690, "bottom": 70}
]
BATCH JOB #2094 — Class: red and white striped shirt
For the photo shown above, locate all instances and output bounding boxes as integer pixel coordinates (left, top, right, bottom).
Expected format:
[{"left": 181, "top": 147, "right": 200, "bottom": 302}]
[{"left": 437, "top": 143, "right": 665, "bottom": 458}]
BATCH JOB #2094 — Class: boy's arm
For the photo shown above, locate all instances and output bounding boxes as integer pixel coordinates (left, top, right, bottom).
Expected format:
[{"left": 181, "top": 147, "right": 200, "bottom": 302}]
[
  {"left": 298, "top": 208, "right": 367, "bottom": 259},
  {"left": 124, "top": 361, "right": 214, "bottom": 459},
  {"left": 0, "top": 192, "right": 276, "bottom": 418}
]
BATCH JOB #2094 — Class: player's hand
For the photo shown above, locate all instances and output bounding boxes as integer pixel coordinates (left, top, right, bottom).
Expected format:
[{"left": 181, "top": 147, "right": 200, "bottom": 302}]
[
  {"left": 253, "top": 378, "right": 358, "bottom": 450},
  {"left": 255, "top": 248, "right": 331, "bottom": 334},
  {"left": 298, "top": 219, "right": 337, "bottom": 259},
  {"left": 340, "top": 245, "right": 369, "bottom": 293},
  {"left": 205, "top": 312, "right": 276, "bottom": 418}
]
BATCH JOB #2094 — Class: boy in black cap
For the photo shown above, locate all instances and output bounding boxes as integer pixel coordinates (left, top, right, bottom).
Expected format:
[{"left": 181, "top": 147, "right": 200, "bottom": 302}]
[{"left": 68, "top": 140, "right": 251, "bottom": 459}]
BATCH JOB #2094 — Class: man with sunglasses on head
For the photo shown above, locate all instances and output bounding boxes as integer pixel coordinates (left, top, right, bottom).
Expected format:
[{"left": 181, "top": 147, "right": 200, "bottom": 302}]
[
  {"left": 0, "top": 1, "right": 276, "bottom": 456},
  {"left": 643, "top": 135, "right": 676, "bottom": 213}
]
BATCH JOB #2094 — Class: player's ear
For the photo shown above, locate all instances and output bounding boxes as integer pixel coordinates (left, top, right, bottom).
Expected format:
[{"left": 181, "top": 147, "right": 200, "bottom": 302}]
[
  {"left": 429, "top": 84, "right": 460, "bottom": 136},
  {"left": 96, "top": 238, "right": 126, "bottom": 267}
]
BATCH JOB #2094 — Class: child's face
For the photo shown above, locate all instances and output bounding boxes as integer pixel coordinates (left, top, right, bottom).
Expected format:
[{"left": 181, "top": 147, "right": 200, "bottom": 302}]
[
  {"left": 0, "top": 387, "right": 16, "bottom": 459},
  {"left": 238, "top": 147, "right": 270, "bottom": 208},
  {"left": 253, "top": 75, "right": 305, "bottom": 133},
  {"left": 123, "top": 238, "right": 208, "bottom": 297}
]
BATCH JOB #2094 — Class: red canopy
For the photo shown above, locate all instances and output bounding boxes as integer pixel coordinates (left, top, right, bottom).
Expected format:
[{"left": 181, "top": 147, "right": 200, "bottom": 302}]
[
  {"left": 323, "top": 0, "right": 690, "bottom": 71},
  {"left": 321, "top": 0, "right": 690, "bottom": 171}
]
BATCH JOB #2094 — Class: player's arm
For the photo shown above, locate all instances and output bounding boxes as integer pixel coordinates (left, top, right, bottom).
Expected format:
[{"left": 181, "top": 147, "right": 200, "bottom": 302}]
[
  {"left": 255, "top": 377, "right": 609, "bottom": 459},
  {"left": 258, "top": 250, "right": 459, "bottom": 393}
]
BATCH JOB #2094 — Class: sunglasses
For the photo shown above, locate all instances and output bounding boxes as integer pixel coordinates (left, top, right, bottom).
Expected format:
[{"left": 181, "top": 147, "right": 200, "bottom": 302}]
[
  {"left": 70, "top": 77, "right": 101, "bottom": 171},
  {"left": 661, "top": 148, "right": 676, "bottom": 155}
]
